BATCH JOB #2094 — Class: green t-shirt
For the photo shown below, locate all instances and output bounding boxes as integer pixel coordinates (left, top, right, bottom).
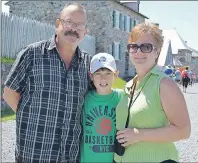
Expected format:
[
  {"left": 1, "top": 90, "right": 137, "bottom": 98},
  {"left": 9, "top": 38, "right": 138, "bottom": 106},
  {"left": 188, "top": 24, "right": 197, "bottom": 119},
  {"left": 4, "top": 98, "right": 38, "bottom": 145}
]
[{"left": 81, "top": 89, "right": 124, "bottom": 163}]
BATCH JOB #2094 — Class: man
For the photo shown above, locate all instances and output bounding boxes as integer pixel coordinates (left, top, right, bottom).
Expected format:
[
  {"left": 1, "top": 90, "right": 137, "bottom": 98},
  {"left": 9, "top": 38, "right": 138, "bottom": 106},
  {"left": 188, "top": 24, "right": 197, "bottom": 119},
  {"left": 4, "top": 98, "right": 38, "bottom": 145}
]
[{"left": 3, "top": 3, "right": 91, "bottom": 162}]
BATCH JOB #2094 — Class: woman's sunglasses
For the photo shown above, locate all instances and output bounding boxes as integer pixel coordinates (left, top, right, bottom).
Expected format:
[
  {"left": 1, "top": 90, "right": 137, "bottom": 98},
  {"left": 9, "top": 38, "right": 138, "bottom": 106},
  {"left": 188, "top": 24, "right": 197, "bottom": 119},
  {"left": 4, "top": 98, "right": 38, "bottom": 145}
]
[{"left": 127, "top": 43, "right": 156, "bottom": 53}]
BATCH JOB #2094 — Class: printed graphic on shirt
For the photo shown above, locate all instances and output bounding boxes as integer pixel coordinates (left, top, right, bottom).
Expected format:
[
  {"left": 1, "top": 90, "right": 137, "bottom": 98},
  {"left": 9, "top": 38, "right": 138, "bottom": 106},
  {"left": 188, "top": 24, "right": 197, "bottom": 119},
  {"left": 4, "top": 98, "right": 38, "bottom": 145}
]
[{"left": 85, "top": 105, "right": 116, "bottom": 153}]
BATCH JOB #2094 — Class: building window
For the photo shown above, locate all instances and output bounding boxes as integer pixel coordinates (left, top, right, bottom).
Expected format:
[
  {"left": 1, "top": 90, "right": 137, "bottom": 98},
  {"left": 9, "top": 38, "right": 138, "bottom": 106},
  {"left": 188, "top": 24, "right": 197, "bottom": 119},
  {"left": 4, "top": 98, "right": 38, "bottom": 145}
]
[
  {"left": 124, "top": 15, "right": 130, "bottom": 32},
  {"left": 113, "top": 10, "right": 120, "bottom": 29},
  {"left": 112, "top": 42, "right": 121, "bottom": 60},
  {"left": 192, "top": 58, "right": 196, "bottom": 64},
  {"left": 127, "top": 16, "right": 130, "bottom": 32}
]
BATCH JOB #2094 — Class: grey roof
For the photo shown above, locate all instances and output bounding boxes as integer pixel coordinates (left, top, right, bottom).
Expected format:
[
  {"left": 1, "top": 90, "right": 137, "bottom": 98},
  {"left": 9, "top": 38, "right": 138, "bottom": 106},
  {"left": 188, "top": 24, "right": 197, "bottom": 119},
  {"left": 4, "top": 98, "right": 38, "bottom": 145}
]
[
  {"left": 162, "top": 30, "right": 191, "bottom": 54},
  {"left": 158, "top": 37, "right": 171, "bottom": 66},
  {"left": 162, "top": 30, "right": 198, "bottom": 58}
]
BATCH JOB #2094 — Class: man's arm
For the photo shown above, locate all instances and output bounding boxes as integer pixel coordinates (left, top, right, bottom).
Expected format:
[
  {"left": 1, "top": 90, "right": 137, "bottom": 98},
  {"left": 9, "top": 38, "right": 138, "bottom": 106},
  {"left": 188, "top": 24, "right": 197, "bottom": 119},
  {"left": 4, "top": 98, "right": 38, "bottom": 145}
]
[
  {"left": 3, "top": 46, "right": 31, "bottom": 112},
  {"left": 3, "top": 86, "right": 20, "bottom": 112}
]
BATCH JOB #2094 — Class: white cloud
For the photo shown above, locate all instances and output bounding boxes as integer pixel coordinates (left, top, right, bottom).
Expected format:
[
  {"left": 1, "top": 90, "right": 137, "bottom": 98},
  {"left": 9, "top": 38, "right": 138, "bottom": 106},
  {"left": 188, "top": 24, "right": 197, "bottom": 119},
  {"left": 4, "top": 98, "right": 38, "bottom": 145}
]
[{"left": 2, "top": 1, "right": 10, "bottom": 14}]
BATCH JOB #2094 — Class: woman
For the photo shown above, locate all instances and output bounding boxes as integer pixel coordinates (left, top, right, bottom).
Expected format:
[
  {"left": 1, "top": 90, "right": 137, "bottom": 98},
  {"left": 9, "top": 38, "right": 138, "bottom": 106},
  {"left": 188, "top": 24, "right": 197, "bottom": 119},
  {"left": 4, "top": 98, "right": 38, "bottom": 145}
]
[{"left": 114, "top": 23, "right": 191, "bottom": 163}]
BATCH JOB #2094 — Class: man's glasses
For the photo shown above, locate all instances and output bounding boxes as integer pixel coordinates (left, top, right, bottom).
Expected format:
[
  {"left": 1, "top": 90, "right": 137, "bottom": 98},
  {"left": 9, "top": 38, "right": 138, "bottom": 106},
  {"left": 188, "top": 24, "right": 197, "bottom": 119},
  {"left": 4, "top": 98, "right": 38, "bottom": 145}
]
[
  {"left": 58, "top": 18, "right": 86, "bottom": 31},
  {"left": 127, "top": 43, "right": 156, "bottom": 53}
]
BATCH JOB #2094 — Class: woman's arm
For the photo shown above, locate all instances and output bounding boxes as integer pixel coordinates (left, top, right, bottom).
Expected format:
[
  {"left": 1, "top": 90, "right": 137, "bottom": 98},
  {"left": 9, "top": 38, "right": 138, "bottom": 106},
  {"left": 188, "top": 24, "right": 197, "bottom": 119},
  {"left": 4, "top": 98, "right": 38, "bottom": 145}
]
[
  {"left": 138, "top": 77, "right": 191, "bottom": 142},
  {"left": 117, "top": 78, "right": 191, "bottom": 145}
]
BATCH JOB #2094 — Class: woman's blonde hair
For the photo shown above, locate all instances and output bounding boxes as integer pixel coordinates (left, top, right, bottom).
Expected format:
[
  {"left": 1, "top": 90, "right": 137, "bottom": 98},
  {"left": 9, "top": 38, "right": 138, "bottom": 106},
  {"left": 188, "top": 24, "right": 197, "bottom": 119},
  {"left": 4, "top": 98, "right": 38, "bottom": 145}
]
[{"left": 128, "top": 22, "right": 164, "bottom": 51}]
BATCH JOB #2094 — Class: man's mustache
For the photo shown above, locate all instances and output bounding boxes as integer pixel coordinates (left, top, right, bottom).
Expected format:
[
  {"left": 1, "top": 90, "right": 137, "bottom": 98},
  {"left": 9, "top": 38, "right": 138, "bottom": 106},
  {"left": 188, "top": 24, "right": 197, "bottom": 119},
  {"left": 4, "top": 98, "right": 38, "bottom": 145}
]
[{"left": 64, "top": 30, "right": 79, "bottom": 38}]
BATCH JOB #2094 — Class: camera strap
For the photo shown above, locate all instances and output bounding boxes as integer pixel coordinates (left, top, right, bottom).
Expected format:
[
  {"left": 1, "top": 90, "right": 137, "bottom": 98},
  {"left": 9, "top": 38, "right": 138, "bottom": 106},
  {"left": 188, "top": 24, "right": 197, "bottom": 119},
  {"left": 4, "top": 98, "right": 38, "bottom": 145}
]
[{"left": 125, "top": 74, "right": 151, "bottom": 128}]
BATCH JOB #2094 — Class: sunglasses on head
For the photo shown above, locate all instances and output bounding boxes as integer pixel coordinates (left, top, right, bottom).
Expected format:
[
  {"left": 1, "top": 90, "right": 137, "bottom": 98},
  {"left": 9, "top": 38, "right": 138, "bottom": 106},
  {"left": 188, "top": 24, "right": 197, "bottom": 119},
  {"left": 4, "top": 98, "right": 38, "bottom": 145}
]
[{"left": 127, "top": 43, "right": 156, "bottom": 53}]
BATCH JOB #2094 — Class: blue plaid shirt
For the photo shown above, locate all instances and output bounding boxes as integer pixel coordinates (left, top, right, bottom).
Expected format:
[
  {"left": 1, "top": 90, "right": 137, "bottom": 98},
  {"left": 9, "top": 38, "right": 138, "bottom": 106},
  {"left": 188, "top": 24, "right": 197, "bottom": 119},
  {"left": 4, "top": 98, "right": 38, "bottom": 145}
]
[{"left": 4, "top": 35, "right": 92, "bottom": 163}]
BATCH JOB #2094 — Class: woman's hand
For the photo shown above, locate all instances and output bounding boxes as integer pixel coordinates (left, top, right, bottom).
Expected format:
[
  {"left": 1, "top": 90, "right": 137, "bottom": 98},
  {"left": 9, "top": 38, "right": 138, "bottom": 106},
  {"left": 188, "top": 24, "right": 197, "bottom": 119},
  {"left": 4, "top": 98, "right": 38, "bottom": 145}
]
[{"left": 116, "top": 128, "right": 140, "bottom": 147}]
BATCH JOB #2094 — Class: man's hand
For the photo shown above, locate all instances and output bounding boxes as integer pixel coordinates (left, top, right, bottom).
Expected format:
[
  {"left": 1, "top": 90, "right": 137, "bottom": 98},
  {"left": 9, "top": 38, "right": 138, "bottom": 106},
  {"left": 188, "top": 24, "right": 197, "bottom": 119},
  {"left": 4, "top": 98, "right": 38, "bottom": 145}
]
[{"left": 3, "top": 86, "right": 20, "bottom": 112}]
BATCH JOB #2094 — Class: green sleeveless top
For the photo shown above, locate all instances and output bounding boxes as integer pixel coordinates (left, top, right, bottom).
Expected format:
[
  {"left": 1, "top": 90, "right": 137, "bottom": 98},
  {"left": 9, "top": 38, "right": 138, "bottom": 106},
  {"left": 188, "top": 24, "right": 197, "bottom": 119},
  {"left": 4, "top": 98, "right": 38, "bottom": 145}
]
[{"left": 114, "top": 66, "right": 179, "bottom": 162}]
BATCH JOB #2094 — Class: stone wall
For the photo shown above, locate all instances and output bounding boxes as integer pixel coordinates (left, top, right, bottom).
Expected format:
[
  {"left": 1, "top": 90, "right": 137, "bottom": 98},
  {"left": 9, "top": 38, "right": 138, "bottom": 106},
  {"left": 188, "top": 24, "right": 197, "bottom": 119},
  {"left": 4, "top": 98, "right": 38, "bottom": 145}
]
[
  {"left": 7, "top": 1, "right": 146, "bottom": 78},
  {"left": 1, "top": 63, "right": 13, "bottom": 110},
  {"left": 177, "top": 49, "right": 192, "bottom": 66},
  {"left": 174, "top": 49, "right": 192, "bottom": 68},
  {"left": 190, "top": 57, "right": 198, "bottom": 74}
]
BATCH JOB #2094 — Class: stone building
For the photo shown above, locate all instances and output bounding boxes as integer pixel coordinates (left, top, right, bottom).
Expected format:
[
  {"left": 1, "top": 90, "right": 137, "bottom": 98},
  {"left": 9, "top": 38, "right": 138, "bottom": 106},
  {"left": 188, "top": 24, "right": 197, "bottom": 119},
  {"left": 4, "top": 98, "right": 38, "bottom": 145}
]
[
  {"left": 6, "top": 1, "right": 148, "bottom": 78},
  {"left": 189, "top": 48, "right": 198, "bottom": 74}
]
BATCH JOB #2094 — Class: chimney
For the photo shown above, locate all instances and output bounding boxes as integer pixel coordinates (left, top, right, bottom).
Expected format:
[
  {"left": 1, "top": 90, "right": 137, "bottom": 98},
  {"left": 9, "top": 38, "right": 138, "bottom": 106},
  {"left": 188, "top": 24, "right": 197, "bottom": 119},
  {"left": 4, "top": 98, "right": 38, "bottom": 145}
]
[{"left": 121, "top": 0, "right": 140, "bottom": 12}]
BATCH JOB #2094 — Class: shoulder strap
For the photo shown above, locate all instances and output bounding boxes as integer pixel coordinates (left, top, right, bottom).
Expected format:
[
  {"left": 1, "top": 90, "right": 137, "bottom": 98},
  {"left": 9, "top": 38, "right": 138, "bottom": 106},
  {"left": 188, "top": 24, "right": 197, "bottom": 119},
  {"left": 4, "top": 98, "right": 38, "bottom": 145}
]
[
  {"left": 125, "top": 79, "right": 137, "bottom": 128},
  {"left": 125, "top": 74, "right": 152, "bottom": 128}
]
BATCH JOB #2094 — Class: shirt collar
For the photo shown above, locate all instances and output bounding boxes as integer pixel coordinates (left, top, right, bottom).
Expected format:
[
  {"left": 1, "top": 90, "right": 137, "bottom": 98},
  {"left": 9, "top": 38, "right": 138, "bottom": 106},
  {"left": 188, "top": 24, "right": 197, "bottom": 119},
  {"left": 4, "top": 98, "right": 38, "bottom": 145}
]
[
  {"left": 47, "top": 34, "right": 84, "bottom": 59},
  {"left": 125, "top": 65, "right": 161, "bottom": 94}
]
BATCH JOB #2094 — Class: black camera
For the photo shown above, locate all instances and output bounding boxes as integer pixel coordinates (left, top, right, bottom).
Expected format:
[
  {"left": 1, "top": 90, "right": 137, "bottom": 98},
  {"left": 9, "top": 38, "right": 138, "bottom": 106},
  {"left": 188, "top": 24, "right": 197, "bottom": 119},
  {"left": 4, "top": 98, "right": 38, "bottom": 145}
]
[{"left": 114, "top": 135, "right": 125, "bottom": 156}]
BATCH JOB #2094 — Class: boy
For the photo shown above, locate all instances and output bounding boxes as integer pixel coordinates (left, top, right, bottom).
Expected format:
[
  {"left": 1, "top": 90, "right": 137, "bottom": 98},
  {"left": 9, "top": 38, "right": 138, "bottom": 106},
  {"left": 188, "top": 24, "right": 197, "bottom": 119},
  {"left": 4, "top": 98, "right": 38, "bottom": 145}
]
[{"left": 81, "top": 53, "right": 124, "bottom": 162}]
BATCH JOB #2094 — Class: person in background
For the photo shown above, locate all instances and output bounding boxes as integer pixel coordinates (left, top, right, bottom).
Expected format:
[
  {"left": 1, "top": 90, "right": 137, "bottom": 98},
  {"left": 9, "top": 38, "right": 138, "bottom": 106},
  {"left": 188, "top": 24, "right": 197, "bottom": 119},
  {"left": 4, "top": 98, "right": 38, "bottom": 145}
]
[
  {"left": 181, "top": 67, "right": 190, "bottom": 92},
  {"left": 114, "top": 22, "right": 191, "bottom": 163},
  {"left": 192, "top": 72, "right": 197, "bottom": 84},
  {"left": 174, "top": 68, "right": 181, "bottom": 85},
  {"left": 3, "top": 3, "right": 91, "bottom": 162},
  {"left": 188, "top": 69, "right": 193, "bottom": 86},
  {"left": 81, "top": 53, "right": 124, "bottom": 163}
]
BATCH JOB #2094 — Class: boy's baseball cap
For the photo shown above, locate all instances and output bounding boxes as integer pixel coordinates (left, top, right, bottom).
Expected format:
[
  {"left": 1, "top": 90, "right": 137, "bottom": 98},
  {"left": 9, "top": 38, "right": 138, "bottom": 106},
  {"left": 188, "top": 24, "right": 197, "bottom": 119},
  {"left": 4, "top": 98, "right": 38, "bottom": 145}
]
[{"left": 90, "top": 53, "right": 117, "bottom": 74}]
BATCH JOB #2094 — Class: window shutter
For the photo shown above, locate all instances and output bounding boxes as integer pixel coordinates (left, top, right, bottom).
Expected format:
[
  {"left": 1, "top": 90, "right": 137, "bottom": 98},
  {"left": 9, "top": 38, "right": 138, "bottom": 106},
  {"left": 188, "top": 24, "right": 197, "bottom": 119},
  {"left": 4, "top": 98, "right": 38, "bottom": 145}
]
[
  {"left": 130, "top": 17, "right": 133, "bottom": 32},
  {"left": 115, "top": 43, "right": 118, "bottom": 59},
  {"left": 124, "top": 16, "right": 127, "bottom": 31},
  {"left": 127, "top": 16, "right": 130, "bottom": 32},
  {"left": 119, "top": 43, "right": 121, "bottom": 60},
  {"left": 113, "top": 42, "right": 121, "bottom": 60},
  {"left": 119, "top": 13, "right": 122, "bottom": 30},
  {"left": 134, "top": 20, "right": 136, "bottom": 27},
  {"left": 112, "top": 42, "right": 115, "bottom": 56},
  {"left": 116, "top": 11, "right": 119, "bottom": 28},
  {"left": 113, "top": 10, "right": 116, "bottom": 27}
]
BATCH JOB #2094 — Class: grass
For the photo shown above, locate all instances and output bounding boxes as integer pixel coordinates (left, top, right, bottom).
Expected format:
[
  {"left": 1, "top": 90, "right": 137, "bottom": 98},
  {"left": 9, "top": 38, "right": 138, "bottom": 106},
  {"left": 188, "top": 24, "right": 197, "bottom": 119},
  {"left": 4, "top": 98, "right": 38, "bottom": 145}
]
[
  {"left": 1, "top": 57, "right": 16, "bottom": 121},
  {"left": 112, "top": 77, "right": 126, "bottom": 89},
  {"left": 0, "top": 57, "right": 15, "bottom": 63},
  {"left": 1, "top": 108, "right": 16, "bottom": 122}
]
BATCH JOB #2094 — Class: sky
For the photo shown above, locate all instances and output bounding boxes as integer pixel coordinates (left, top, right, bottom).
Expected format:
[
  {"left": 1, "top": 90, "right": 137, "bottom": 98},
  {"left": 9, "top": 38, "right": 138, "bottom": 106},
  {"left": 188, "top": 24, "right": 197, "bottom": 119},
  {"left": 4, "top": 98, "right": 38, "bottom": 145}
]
[
  {"left": 1, "top": 1, "right": 198, "bottom": 50},
  {"left": 140, "top": 1, "right": 198, "bottom": 51},
  {"left": 2, "top": 1, "right": 9, "bottom": 13}
]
